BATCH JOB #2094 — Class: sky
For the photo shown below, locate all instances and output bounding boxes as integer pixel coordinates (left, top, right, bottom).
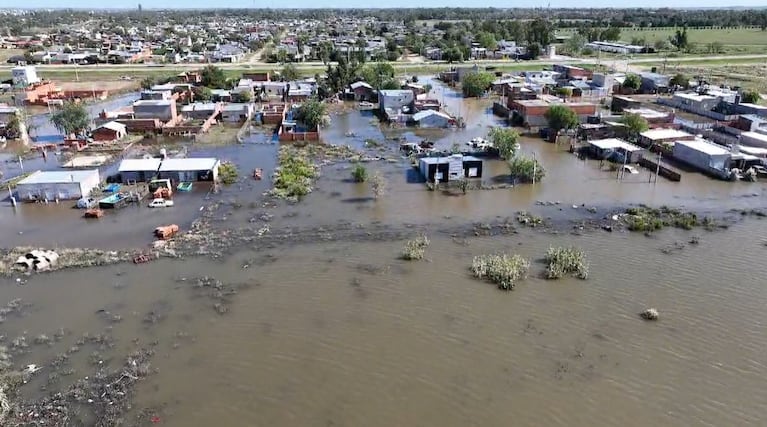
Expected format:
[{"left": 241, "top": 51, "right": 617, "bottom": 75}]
[{"left": 11, "top": 1, "right": 767, "bottom": 9}]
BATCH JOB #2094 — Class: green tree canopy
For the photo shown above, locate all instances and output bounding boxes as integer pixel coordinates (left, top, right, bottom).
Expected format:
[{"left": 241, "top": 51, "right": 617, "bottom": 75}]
[
  {"left": 50, "top": 101, "right": 90, "bottom": 137},
  {"left": 193, "top": 86, "right": 213, "bottom": 101},
  {"left": 508, "top": 154, "right": 545, "bottom": 184},
  {"left": 620, "top": 113, "right": 649, "bottom": 142},
  {"left": 296, "top": 98, "right": 328, "bottom": 130},
  {"left": 359, "top": 62, "right": 395, "bottom": 90},
  {"left": 281, "top": 63, "right": 300, "bottom": 81},
  {"left": 564, "top": 33, "right": 586, "bottom": 55},
  {"left": 742, "top": 90, "right": 762, "bottom": 104},
  {"left": 623, "top": 73, "right": 642, "bottom": 91},
  {"left": 488, "top": 127, "right": 520, "bottom": 160},
  {"left": 233, "top": 90, "right": 252, "bottom": 103},
  {"left": 461, "top": 71, "right": 494, "bottom": 97},
  {"left": 201, "top": 65, "right": 228, "bottom": 89},
  {"left": 140, "top": 76, "right": 155, "bottom": 90},
  {"left": 544, "top": 105, "right": 579, "bottom": 135},
  {"left": 669, "top": 73, "right": 689, "bottom": 89},
  {"left": 476, "top": 31, "right": 497, "bottom": 50}
]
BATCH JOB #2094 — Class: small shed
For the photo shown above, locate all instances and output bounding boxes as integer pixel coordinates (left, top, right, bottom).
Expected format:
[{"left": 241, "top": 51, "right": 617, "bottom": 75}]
[
  {"left": 118, "top": 158, "right": 162, "bottom": 183},
  {"left": 158, "top": 158, "right": 220, "bottom": 182},
  {"left": 672, "top": 138, "right": 732, "bottom": 178},
  {"left": 587, "top": 138, "right": 645, "bottom": 163},
  {"left": 412, "top": 110, "right": 452, "bottom": 128},
  {"left": 419, "top": 155, "right": 483, "bottom": 183},
  {"left": 92, "top": 121, "right": 127, "bottom": 142},
  {"left": 221, "top": 103, "right": 255, "bottom": 123},
  {"left": 15, "top": 169, "right": 100, "bottom": 202}
]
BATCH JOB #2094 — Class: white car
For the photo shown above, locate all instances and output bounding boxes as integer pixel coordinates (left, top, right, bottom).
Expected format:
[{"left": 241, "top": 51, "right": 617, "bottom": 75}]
[{"left": 148, "top": 198, "right": 174, "bottom": 208}]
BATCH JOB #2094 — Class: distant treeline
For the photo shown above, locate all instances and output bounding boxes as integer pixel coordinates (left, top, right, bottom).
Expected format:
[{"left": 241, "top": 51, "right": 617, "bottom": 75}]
[{"left": 5, "top": 8, "right": 767, "bottom": 34}]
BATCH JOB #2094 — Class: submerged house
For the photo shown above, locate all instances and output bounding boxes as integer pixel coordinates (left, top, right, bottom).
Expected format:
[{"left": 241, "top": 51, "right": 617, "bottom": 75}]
[
  {"left": 158, "top": 158, "right": 220, "bottom": 183},
  {"left": 411, "top": 110, "right": 452, "bottom": 128},
  {"left": 418, "top": 155, "right": 483, "bottom": 183},
  {"left": 15, "top": 169, "right": 100, "bottom": 202},
  {"left": 586, "top": 138, "right": 645, "bottom": 163},
  {"left": 117, "top": 158, "right": 162, "bottom": 183}
]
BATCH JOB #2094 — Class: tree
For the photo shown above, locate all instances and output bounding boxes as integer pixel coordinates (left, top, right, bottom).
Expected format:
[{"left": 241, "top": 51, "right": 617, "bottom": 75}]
[
  {"left": 476, "top": 31, "right": 497, "bottom": 50},
  {"left": 461, "top": 71, "right": 494, "bottom": 98},
  {"left": 370, "top": 172, "right": 387, "bottom": 199},
  {"left": 508, "top": 155, "right": 545, "bottom": 184},
  {"left": 544, "top": 105, "right": 579, "bottom": 140},
  {"left": 526, "top": 43, "right": 542, "bottom": 60},
  {"left": 600, "top": 27, "right": 621, "bottom": 42},
  {"left": 193, "top": 86, "right": 213, "bottom": 101},
  {"left": 620, "top": 113, "right": 649, "bottom": 142},
  {"left": 233, "top": 90, "right": 252, "bottom": 103},
  {"left": 670, "top": 73, "right": 689, "bottom": 89},
  {"left": 564, "top": 34, "right": 586, "bottom": 55},
  {"left": 555, "top": 87, "right": 573, "bottom": 98},
  {"left": 50, "top": 101, "right": 90, "bottom": 137},
  {"left": 281, "top": 63, "right": 300, "bottom": 81},
  {"left": 359, "top": 62, "right": 395, "bottom": 90},
  {"left": 654, "top": 39, "right": 669, "bottom": 51},
  {"left": 742, "top": 90, "right": 762, "bottom": 104},
  {"left": 488, "top": 127, "right": 520, "bottom": 160},
  {"left": 442, "top": 46, "right": 464, "bottom": 63},
  {"left": 140, "top": 76, "right": 155, "bottom": 90},
  {"left": 296, "top": 98, "right": 328, "bottom": 130},
  {"left": 201, "top": 65, "right": 228, "bottom": 89},
  {"left": 4, "top": 114, "right": 23, "bottom": 139},
  {"left": 623, "top": 73, "right": 642, "bottom": 91},
  {"left": 670, "top": 27, "right": 689, "bottom": 51}
]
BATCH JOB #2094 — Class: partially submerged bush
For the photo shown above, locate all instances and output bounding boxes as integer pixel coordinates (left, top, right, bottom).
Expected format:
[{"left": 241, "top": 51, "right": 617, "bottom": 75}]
[
  {"left": 400, "top": 235, "right": 430, "bottom": 260},
  {"left": 218, "top": 162, "right": 239, "bottom": 185},
  {"left": 471, "top": 253, "right": 530, "bottom": 290},
  {"left": 271, "top": 155, "right": 318, "bottom": 199},
  {"left": 351, "top": 164, "right": 368, "bottom": 183},
  {"left": 624, "top": 206, "right": 699, "bottom": 232},
  {"left": 545, "top": 246, "right": 589, "bottom": 280},
  {"left": 516, "top": 211, "right": 543, "bottom": 227}
]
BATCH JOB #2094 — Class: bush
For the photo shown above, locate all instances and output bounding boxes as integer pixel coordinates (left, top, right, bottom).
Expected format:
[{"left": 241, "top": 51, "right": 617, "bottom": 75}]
[
  {"left": 351, "top": 164, "right": 368, "bottom": 183},
  {"left": 271, "top": 155, "right": 318, "bottom": 199},
  {"left": 508, "top": 155, "right": 545, "bottom": 183},
  {"left": 401, "top": 234, "right": 430, "bottom": 260},
  {"left": 544, "top": 246, "right": 589, "bottom": 280},
  {"left": 218, "top": 162, "right": 239, "bottom": 185},
  {"left": 370, "top": 172, "right": 387, "bottom": 199},
  {"left": 471, "top": 253, "right": 530, "bottom": 290}
]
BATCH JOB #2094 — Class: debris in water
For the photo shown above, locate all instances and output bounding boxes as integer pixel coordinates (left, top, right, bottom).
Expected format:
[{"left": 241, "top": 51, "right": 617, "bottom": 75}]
[{"left": 640, "top": 308, "right": 659, "bottom": 321}]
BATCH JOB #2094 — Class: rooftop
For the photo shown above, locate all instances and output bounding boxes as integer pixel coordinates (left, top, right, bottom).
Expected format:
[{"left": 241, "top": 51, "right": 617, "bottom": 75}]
[
  {"left": 17, "top": 169, "right": 98, "bottom": 185},
  {"left": 640, "top": 128, "right": 692, "bottom": 141},
  {"left": 412, "top": 109, "right": 451, "bottom": 121},
  {"left": 133, "top": 100, "right": 172, "bottom": 107},
  {"left": 589, "top": 138, "right": 643, "bottom": 152},
  {"left": 742, "top": 131, "right": 767, "bottom": 143},
  {"left": 675, "top": 138, "right": 730, "bottom": 156},
  {"left": 97, "top": 121, "right": 127, "bottom": 132},
  {"left": 118, "top": 158, "right": 162, "bottom": 172},
  {"left": 159, "top": 157, "right": 219, "bottom": 172}
]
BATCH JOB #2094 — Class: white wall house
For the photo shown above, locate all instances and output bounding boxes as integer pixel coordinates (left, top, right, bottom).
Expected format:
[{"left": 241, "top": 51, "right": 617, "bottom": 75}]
[{"left": 15, "top": 170, "right": 100, "bottom": 202}]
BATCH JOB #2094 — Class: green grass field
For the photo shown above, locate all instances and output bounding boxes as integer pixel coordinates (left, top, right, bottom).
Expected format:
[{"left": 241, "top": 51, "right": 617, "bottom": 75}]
[{"left": 561, "top": 27, "right": 767, "bottom": 55}]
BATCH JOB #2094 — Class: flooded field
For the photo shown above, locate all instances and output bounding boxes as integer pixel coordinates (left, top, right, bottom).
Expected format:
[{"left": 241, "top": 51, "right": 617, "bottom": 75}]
[{"left": 2, "top": 78, "right": 767, "bottom": 425}]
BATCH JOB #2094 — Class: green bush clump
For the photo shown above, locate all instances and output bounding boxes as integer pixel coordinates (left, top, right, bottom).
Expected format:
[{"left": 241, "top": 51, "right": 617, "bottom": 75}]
[
  {"left": 271, "top": 155, "right": 318, "bottom": 199},
  {"left": 218, "top": 162, "right": 239, "bottom": 185},
  {"left": 624, "top": 206, "right": 699, "bottom": 232},
  {"left": 544, "top": 246, "right": 589, "bottom": 280},
  {"left": 351, "top": 164, "right": 368, "bottom": 183},
  {"left": 471, "top": 253, "right": 530, "bottom": 290},
  {"left": 400, "top": 235, "right": 430, "bottom": 260}
]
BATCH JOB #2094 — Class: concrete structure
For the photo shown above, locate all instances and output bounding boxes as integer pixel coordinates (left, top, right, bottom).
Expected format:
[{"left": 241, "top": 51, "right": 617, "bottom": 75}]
[
  {"left": 411, "top": 110, "right": 452, "bottom": 128},
  {"left": 378, "top": 89, "right": 415, "bottom": 120},
  {"left": 158, "top": 158, "right": 220, "bottom": 182},
  {"left": 117, "top": 158, "right": 162, "bottom": 183},
  {"left": 639, "top": 128, "right": 694, "bottom": 148},
  {"left": 740, "top": 131, "right": 767, "bottom": 149},
  {"left": 180, "top": 102, "right": 221, "bottom": 120},
  {"left": 672, "top": 138, "right": 732, "bottom": 178},
  {"left": 221, "top": 103, "right": 255, "bottom": 123},
  {"left": 15, "top": 169, "right": 100, "bottom": 202},
  {"left": 11, "top": 65, "right": 39, "bottom": 86},
  {"left": 510, "top": 99, "right": 597, "bottom": 128},
  {"left": 418, "top": 155, "right": 483, "bottom": 183},
  {"left": 587, "top": 138, "right": 645, "bottom": 163},
  {"left": 91, "top": 121, "right": 127, "bottom": 141},
  {"left": 133, "top": 99, "right": 177, "bottom": 122}
]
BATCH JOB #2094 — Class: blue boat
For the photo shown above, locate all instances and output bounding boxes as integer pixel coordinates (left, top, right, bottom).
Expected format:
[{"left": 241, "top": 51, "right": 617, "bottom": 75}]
[
  {"left": 99, "top": 193, "right": 128, "bottom": 209},
  {"left": 104, "top": 183, "right": 121, "bottom": 193},
  {"left": 177, "top": 182, "right": 193, "bottom": 192}
]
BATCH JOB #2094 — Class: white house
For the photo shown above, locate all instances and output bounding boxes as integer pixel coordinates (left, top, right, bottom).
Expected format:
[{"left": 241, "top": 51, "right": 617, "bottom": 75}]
[{"left": 15, "top": 169, "right": 100, "bottom": 202}]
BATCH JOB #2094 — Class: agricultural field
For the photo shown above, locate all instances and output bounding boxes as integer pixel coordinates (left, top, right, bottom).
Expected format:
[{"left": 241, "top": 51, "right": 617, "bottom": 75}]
[
  {"left": 665, "top": 63, "right": 767, "bottom": 92},
  {"left": 0, "top": 48, "right": 25, "bottom": 64}
]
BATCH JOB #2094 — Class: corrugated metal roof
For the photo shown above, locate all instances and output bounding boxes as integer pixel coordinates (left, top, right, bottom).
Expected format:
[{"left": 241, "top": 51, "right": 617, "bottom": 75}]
[
  {"left": 118, "top": 158, "right": 162, "bottom": 172},
  {"left": 159, "top": 158, "right": 219, "bottom": 172},
  {"left": 17, "top": 169, "right": 99, "bottom": 185}
]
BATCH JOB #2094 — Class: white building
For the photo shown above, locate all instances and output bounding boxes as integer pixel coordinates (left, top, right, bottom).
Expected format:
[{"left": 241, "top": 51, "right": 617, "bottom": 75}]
[
  {"left": 12, "top": 65, "right": 40, "bottom": 87},
  {"left": 158, "top": 158, "right": 220, "bottom": 182},
  {"left": 15, "top": 169, "right": 100, "bottom": 202}
]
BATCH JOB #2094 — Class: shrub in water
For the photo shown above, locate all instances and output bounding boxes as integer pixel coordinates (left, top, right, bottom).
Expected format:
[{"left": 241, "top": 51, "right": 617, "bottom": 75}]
[
  {"left": 544, "top": 246, "right": 589, "bottom": 280},
  {"left": 471, "top": 253, "right": 530, "bottom": 290},
  {"left": 351, "top": 164, "right": 368, "bottom": 183},
  {"left": 401, "top": 234, "right": 430, "bottom": 260}
]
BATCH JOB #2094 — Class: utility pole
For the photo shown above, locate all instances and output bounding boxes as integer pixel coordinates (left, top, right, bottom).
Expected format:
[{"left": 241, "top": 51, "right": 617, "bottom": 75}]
[{"left": 532, "top": 152, "right": 537, "bottom": 185}]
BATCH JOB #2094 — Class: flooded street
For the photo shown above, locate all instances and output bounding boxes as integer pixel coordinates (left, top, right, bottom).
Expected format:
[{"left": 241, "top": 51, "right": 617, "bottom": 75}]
[{"left": 2, "top": 78, "right": 767, "bottom": 426}]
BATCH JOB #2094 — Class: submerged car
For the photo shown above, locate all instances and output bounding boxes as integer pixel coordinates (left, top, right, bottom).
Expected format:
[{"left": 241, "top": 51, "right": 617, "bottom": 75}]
[{"left": 148, "top": 198, "right": 174, "bottom": 208}]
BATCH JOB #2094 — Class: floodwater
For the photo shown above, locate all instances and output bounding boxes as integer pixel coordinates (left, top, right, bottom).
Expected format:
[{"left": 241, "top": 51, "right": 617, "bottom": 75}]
[
  {"left": 2, "top": 78, "right": 767, "bottom": 425},
  {"left": 2, "top": 221, "right": 767, "bottom": 426}
]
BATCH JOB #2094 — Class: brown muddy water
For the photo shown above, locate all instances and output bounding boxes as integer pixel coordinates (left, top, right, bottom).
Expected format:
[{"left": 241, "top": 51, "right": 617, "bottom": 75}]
[
  {"left": 2, "top": 78, "right": 767, "bottom": 425},
  {"left": 2, "top": 221, "right": 767, "bottom": 426}
]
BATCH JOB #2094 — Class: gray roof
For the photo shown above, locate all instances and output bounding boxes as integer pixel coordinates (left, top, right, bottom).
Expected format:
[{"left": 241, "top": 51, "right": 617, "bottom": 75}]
[
  {"left": 17, "top": 169, "right": 99, "bottom": 185},
  {"left": 118, "top": 158, "right": 162, "bottom": 172}
]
